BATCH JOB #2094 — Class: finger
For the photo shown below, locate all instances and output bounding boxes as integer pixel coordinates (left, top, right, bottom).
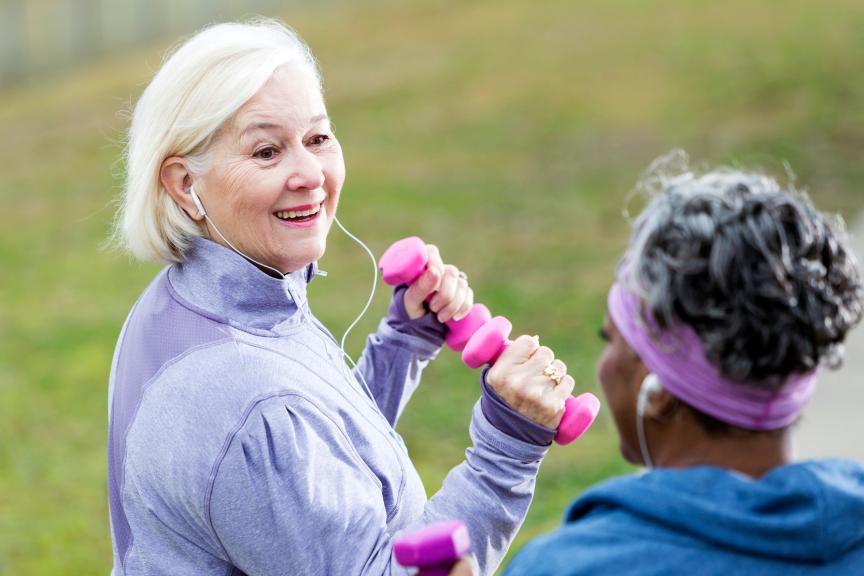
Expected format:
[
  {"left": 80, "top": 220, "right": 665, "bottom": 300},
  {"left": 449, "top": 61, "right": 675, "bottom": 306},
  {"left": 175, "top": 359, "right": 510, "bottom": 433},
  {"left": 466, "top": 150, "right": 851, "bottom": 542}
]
[
  {"left": 432, "top": 266, "right": 469, "bottom": 322},
  {"left": 543, "top": 375, "right": 577, "bottom": 428},
  {"left": 425, "top": 244, "right": 445, "bottom": 279},
  {"left": 498, "top": 334, "right": 542, "bottom": 365},
  {"left": 448, "top": 555, "right": 479, "bottom": 576},
  {"left": 403, "top": 269, "right": 443, "bottom": 321},
  {"left": 543, "top": 359, "right": 567, "bottom": 386},
  {"left": 436, "top": 285, "right": 467, "bottom": 324},
  {"left": 552, "top": 374, "right": 577, "bottom": 399},
  {"left": 451, "top": 287, "right": 473, "bottom": 322},
  {"left": 429, "top": 265, "right": 460, "bottom": 315},
  {"left": 551, "top": 358, "right": 567, "bottom": 375},
  {"left": 404, "top": 244, "right": 446, "bottom": 318},
  {"left": 526, "top": 345, "right": 555, "bottom": 369}
]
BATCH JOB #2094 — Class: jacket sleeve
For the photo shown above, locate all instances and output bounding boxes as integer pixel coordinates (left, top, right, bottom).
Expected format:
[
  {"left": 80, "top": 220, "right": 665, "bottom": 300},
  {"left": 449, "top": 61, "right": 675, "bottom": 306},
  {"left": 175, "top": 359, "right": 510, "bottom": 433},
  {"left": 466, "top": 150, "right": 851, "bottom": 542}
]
[
  {"left": 409, "top": 401, "right": 550, "bottom": 573},
  {"left": 207, "top": 395, "right": 549, "bottom": 576},
  {"left": 207, "top": 395, "right": 409, "bottom": 575},
  {"left": 353, "top": 286, "right": 446, "bottom": 426}
]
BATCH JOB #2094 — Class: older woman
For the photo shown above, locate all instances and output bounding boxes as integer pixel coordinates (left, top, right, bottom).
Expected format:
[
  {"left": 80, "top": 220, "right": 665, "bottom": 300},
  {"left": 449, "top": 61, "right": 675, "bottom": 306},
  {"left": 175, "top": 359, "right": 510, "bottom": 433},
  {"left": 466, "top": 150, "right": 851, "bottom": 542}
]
[
  {"left": 108, "top": 19, "right": 577, "bottom": 576},
  {"left": 504, "top": 154, "right": 864, "bottom": 575}
]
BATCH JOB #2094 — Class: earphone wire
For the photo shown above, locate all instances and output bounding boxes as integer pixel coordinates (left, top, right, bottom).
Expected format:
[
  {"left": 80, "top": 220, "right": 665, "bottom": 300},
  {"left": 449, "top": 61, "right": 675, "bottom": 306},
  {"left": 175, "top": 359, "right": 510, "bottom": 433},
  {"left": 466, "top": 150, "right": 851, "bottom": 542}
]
[
  {"left": 190, "top": 186, "right": 378, "bottom": 388},
  {"left": 333, "top": 215, "right": 378, "bottom": 369},
  {"left": 636, "top": 375, "right": 657, "bottom": 469},
  {"left": 192, "top": 186, "right": 288, "bottom": 280},
  {"left": 636, "top": 406, "right": 654, "bottom": 469}
]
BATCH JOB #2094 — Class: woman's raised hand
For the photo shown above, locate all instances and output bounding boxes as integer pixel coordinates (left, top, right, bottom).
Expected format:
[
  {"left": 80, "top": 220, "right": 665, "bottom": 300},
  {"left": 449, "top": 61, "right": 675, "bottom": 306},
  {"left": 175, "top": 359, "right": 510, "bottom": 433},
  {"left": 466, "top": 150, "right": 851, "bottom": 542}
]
[
  {"left": 403, "top": 244, "right": 474, "bottom": 323},
  {"left": 485, "top": 335, "right": 577, "bottom": 429}
]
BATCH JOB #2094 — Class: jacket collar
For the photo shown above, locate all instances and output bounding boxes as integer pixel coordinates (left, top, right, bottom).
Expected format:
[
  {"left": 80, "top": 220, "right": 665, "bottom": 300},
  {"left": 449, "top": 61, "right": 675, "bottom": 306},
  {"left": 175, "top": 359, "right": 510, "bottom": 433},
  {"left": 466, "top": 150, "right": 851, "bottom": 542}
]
[{"left": 168, "top": 237, "right": 320, "bottom": 333}]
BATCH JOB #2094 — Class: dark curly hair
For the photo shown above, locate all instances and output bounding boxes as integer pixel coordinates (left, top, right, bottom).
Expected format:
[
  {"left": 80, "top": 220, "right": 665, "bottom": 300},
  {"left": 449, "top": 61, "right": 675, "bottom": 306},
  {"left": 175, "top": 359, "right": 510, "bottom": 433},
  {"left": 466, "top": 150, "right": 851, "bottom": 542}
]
[{"left": 624, "top": 151, "right": 863, "bottom": 389}]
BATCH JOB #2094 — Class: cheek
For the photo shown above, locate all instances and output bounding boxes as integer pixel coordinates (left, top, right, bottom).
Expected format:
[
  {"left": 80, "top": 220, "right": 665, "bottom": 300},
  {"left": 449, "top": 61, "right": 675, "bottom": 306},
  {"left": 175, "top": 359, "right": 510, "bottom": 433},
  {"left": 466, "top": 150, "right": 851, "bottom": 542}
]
[
  {"left": 597, "top": 347, "right": 640, "bottom": 460},
  {"left": 205, "top": 163, "right": 261, "bottom": 211},
  {"left": 325, "top": 150, "right": 346, "bottom": 197},
  {"left": 597, "top": 348, "right": 623, "bottom": 403}
]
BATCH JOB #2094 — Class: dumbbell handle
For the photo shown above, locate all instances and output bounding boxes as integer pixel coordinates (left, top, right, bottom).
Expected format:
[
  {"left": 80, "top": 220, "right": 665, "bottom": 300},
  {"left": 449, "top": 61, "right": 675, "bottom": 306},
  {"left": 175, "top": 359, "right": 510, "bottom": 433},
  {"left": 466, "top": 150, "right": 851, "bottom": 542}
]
[
  {"left": 393, "top": 520, "right": 470, "bottom": 576},
  {"left": 379, "top": 236, "right": 491, "bottom": 351},
  {"left": 463, "top": 316, "right": 601, "bottom": 445}
]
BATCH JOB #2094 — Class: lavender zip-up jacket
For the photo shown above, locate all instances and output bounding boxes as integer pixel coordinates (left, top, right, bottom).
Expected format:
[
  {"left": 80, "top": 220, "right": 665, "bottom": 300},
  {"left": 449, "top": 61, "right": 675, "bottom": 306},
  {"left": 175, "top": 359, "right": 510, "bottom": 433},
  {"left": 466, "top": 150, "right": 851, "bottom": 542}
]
[{"left": 108, "top": 237, "right": 550, "bottom": 575}]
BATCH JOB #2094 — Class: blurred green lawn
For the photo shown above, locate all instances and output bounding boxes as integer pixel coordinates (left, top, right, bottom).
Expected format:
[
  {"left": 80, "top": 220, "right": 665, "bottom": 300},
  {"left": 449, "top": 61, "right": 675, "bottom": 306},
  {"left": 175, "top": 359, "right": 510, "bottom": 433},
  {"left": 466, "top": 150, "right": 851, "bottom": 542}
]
[{"left": 1, "top": 0, "right": 862, "bottom": 573}]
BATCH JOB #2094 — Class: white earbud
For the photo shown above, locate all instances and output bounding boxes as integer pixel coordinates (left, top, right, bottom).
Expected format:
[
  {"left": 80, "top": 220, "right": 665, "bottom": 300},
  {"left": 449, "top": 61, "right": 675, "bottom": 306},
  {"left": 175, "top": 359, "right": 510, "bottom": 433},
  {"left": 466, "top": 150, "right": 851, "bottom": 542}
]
[
  {"left": 637, "top": 373, "right": 663, "bottom": 469},
  {"left": 189, "top": 185, "right": 206, "bottom": 218},
  {"left": 637, "top": 373, "right": 663, "bottom": 418}
]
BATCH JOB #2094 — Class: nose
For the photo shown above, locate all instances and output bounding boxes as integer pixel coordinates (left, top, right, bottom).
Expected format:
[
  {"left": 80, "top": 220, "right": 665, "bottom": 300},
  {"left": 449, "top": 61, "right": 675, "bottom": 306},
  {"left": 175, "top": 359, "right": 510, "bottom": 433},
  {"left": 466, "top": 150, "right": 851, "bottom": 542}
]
[{"left": 286, "top": 147, "right": 325, "bottom": 191}]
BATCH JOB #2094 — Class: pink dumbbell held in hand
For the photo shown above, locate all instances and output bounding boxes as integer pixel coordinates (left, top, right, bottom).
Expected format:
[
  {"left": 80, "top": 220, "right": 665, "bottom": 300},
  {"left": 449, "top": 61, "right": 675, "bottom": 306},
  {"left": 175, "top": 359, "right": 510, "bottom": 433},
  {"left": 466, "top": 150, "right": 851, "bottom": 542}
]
[
  {"left": 380, "top": 236, "right": 601, "bottom": 444},
  {"left": 394, "top": 520, "right": 471, "bottom": 576},
  {"left": 463, "top": 316, "right": 602, "bottom": 445},
  {"left": 379, "top": 236, "right": 492, "bottom": 351}
]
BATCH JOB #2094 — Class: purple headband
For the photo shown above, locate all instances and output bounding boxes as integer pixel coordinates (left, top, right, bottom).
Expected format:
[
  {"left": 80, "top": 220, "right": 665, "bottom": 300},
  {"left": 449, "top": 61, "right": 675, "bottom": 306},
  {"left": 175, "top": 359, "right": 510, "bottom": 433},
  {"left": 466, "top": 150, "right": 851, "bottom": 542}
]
[{"left": 608, "top": 282, "right": 818, "bottom": 430}]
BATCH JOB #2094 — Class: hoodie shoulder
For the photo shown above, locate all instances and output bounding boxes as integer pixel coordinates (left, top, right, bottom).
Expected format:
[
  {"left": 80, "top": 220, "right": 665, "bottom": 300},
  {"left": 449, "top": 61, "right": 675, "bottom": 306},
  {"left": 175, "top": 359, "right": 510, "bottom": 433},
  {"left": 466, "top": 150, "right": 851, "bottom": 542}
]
[{"left": 537, "top": 461, "right": 864, "bottom": 572}]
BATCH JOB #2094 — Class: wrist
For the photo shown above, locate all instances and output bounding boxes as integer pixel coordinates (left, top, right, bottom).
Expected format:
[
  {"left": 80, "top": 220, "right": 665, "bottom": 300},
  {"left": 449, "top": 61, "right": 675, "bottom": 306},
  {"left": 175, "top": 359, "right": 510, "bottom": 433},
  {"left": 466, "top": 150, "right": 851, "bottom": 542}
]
[
  {"left": 480, "top": 367, "right": 555, "bottom": 446},
  {"left": 386, "top": 285, "right": 447, "bottom": 345}
]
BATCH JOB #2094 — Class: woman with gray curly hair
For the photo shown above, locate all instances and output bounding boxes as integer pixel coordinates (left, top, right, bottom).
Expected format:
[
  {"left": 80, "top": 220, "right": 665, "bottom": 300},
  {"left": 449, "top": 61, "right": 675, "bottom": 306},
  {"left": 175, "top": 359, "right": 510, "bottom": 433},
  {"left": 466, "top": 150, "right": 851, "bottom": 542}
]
[{"left": 504, "top": 152, "right": 864, "bottom": 575}]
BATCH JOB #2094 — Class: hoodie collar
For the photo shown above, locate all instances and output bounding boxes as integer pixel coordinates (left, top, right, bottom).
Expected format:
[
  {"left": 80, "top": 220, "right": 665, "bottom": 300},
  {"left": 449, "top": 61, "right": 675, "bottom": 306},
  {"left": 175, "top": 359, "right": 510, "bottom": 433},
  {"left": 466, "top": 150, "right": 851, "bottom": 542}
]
[
  {"left": 168, "top": 236, "right": 321, "bottom": 333},
  {"left": 566, "top": 460, "right": 864, "bottom": 563}
]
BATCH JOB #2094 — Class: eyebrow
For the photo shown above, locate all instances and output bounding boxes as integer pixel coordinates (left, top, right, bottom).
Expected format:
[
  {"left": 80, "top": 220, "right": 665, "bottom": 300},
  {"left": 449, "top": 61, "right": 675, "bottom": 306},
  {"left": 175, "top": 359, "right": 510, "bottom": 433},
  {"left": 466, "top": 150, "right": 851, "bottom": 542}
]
[{"left": 240, "top": 114, "right": 330, "bottom": 139}]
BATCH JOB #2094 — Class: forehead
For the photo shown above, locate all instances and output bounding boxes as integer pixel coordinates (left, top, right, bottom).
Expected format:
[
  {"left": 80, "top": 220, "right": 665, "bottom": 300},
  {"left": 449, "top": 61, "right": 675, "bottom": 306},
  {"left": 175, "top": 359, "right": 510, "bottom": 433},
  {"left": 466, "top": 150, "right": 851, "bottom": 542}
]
[
  {"left": 231, "top": 63, "right": 326, "bottom": 134},
  {"left": 606, "top": 313, "right": 642, "bottom": 365}
]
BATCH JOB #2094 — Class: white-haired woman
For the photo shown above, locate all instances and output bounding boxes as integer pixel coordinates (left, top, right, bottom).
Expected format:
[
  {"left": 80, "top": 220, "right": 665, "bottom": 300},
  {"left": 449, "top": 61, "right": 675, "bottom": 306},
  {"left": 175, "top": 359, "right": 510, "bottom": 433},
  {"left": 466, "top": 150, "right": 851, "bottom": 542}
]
[
  {"left": 504, "top": 154, "right": 864, "bottom": 575},
  {"left": 108, "top": 19, "right": 575, "bottom": 575}
]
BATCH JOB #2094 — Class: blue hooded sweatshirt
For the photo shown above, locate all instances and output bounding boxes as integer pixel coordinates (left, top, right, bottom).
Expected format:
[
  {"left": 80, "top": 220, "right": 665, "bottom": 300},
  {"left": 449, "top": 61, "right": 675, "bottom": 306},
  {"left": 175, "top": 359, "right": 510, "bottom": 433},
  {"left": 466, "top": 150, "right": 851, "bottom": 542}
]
[{"left": 504, "top": 459, "right": 864, "bottom": 575}]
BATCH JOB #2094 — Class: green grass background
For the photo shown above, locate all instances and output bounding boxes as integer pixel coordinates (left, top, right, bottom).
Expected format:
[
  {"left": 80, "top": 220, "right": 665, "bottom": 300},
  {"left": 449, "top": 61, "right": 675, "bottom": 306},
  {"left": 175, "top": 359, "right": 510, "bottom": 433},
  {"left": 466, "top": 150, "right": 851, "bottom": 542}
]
[{"left": 1, "top": 0, "right": 863, "bottom": 573}]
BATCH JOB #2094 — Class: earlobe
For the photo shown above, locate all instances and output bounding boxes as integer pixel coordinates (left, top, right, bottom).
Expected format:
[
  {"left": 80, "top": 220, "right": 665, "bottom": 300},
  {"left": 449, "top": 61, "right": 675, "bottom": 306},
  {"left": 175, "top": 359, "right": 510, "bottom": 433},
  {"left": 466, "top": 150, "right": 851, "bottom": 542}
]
[
  {"left": 160, "top": 156, "right": 203, "bottom": 221},
  {"left": 640, "top": 376, "right": 678, "bottom": 421}
]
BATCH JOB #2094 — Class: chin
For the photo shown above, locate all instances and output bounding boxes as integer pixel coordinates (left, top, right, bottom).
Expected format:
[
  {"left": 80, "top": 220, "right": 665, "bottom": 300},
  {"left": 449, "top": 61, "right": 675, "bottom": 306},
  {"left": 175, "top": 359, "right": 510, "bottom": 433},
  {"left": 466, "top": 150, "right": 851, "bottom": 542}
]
[
  {"left": 277, "top": 240, "right": 327, "bottom": 272},
  {"left": 308, "top": 235, "right": 327, "bottom": 262},
  {"left": 619, "top": 441, "right": 641, "bottom": 466}
]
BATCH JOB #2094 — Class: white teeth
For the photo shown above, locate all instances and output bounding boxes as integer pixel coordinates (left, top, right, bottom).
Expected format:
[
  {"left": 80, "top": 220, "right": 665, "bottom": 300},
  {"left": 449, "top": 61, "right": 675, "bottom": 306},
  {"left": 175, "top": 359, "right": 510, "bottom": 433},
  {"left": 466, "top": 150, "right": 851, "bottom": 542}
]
[{"left": 276, "top": 205, "right": 321, "bottom": 220}]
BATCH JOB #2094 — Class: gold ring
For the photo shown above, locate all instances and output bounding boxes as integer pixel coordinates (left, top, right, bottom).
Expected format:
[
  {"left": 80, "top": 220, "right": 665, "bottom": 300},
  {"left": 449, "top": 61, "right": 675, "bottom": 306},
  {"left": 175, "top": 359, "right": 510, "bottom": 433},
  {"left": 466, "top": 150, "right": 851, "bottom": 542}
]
[{"left": 542, "top": 363, "right": 565, "bottom": 385}]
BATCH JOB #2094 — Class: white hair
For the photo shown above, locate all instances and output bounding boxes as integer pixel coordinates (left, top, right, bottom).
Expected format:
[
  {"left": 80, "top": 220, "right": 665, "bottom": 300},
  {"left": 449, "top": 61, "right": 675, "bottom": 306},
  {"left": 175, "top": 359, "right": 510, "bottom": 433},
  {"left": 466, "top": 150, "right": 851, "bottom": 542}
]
[{"left": 113, "top": 18, "right": 321, "bottom": 262}]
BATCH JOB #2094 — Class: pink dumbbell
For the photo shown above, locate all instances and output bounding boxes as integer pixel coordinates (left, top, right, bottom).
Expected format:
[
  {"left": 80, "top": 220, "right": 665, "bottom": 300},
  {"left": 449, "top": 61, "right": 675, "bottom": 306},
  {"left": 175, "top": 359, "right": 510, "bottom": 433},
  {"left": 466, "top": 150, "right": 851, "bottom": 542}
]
[
  {"left": 379, "top": 236, "right": 492, "bottom": 351},
  {"left": 379, "top": 236, "right": 601, "bottom": 445},
  {"left": 463, "top": 316, "right": 601, "bottom": 444},
  {"left": 394, "top": 520, "right": 470, "bottom": 576}
]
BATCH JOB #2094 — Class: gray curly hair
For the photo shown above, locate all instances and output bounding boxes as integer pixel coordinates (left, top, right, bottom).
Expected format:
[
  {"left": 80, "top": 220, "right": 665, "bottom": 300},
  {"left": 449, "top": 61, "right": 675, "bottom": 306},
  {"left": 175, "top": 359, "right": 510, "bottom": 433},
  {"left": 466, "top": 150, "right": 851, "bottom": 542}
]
[{"left": 624, "top": 150, "right": 863, "bottom": 388}]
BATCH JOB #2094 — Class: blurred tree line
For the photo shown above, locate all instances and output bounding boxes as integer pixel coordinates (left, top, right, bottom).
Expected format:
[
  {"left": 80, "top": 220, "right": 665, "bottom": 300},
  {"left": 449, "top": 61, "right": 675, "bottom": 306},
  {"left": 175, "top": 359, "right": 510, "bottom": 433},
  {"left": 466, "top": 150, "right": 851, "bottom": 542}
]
[{"left": 0, "top": 0, "right": 294, "bottom": 84}]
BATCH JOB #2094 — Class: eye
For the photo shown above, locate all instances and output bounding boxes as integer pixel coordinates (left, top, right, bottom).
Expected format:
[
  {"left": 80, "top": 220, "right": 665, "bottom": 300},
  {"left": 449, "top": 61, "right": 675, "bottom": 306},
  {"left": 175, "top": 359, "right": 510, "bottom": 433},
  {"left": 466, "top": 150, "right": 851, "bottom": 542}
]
[
  {"left": 598, "top": 327, "right": 611, "bottom": 342},
  {"left": 308, "top": 134, "right": 331, "bottom": 147},
  {"left": 253, "top": 146, "right": 279, "bottom": 160}
]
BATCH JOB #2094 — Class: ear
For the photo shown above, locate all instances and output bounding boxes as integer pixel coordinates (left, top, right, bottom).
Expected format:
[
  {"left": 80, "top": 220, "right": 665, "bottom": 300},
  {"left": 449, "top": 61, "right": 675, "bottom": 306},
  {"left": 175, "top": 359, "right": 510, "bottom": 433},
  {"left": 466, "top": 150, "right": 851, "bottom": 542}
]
[
  {"left": 633, "top": 361, "right": 678, "bottom": 422},
  {"left": 160, "top": 156, "right": 203, "bottom": 221},
  {"left": 643, "top": 387, "right": 679, "bottom": 422}
]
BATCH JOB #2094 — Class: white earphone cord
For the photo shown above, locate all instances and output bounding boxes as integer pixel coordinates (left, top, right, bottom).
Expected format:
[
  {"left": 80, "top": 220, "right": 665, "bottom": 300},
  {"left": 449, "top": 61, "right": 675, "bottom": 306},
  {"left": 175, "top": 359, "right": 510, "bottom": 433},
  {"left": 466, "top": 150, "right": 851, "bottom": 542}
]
[
  {"left": 636, "top": 406, "right": 654, "bottom": 469},
  {"left": 333, "top": 216, "right": 378, "bottom": 367},
  {"left": 192, "top": 186, "right": 287, "bottom": 280},
  {"left": 189, "top": 186, "right": 378, "bottom": 370},
  {"left": 637, "top": 374, "right": 659, "bottom": 469}
]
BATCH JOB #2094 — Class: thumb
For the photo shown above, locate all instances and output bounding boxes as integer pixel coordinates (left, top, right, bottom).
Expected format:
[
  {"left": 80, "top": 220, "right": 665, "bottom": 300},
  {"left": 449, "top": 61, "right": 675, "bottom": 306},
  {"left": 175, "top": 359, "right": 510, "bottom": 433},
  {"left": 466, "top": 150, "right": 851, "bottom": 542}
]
[{"left": 403, "top": 267, "right": 442, "bottom": 320}]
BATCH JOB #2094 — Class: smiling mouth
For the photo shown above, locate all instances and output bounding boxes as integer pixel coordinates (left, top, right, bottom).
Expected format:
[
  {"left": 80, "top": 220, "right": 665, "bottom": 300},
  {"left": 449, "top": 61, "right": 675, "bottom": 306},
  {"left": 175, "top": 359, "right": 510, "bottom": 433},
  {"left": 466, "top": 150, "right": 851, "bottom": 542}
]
[{"left": 274, "top": 203, "right": 323, "bottom": 223}]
